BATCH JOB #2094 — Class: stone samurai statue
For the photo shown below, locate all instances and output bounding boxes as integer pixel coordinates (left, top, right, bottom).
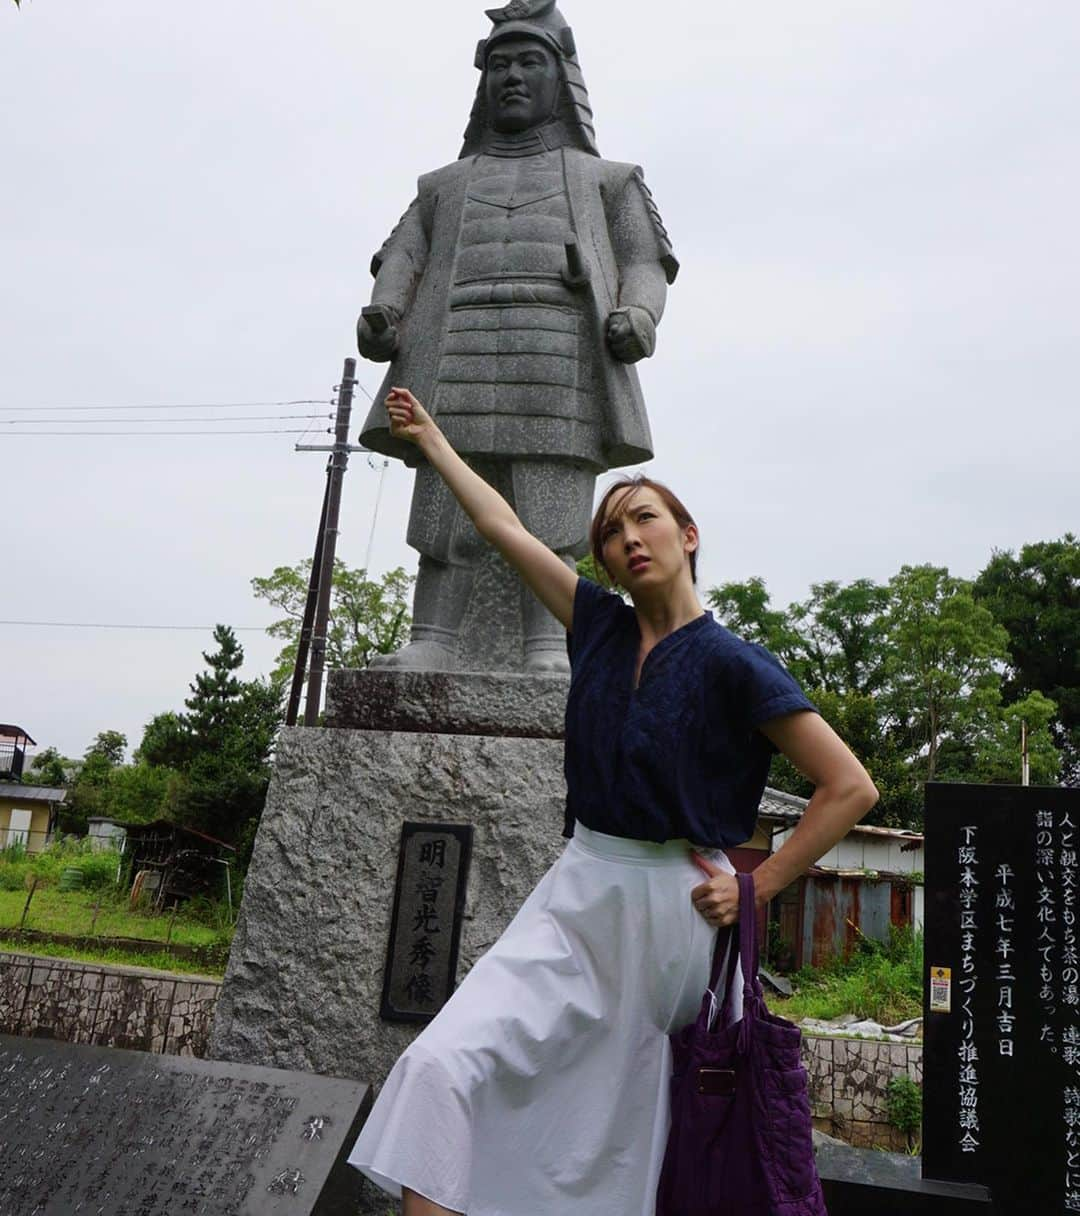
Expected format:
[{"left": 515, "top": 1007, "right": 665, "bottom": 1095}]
[{"left": 357, "top": 0, "right": 678, "bottom": 674}]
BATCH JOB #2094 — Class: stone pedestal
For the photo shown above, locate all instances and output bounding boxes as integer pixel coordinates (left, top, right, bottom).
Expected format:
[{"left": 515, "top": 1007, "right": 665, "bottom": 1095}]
[{"left": 209, "top": 670, "right": 570, "bottom": 1211}]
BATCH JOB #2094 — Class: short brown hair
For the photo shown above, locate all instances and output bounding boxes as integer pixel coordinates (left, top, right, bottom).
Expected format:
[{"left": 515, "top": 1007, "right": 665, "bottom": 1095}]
[{"left": 590, "top": 475, "right": 699, "bottom": 584}]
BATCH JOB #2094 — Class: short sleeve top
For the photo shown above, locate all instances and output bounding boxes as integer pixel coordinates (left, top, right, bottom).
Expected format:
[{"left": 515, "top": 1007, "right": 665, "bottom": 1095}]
[{"left": 563, "top": 577, "right": 818, "bottom": 847}]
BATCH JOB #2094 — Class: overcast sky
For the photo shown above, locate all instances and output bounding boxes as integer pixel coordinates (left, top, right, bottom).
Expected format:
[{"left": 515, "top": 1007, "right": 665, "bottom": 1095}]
[{"left": 2, "top": 0, "right": 1077, "bottom": 763}]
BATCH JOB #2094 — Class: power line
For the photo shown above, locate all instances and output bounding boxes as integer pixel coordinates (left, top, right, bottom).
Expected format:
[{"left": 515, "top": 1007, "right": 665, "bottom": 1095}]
[
  {"left": 0, "top": 620, "right": 271, "bottom": 633},
  {"left": 0, "top": 428, "right": 324, "bottom": 437},
  {"left": 1, "top": 414, "right": 330, "bottom": 426},
  {"left": 0, "top": 399, "right": 330, "bottom": 412}
]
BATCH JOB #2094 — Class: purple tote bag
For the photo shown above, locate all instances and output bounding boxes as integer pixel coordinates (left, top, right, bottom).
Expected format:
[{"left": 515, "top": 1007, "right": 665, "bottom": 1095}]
[{"left": 656, "top": 872, "right": 827, "bottom": 1216}]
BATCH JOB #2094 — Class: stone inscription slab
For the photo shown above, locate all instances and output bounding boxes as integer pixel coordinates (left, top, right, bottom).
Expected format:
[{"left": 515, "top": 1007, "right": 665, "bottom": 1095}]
[
  {"left": 923, "top": 783, "right": 1080, "bottom": 1214},
  {"left": 381, "top": 822, "right": 473, "bottom": 1024},
  {"left": 0, "top": 1034, "right": 371, "bottom": 1215}
]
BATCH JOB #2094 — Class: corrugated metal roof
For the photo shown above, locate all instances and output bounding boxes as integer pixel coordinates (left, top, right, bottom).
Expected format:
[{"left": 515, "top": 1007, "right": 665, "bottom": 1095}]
[
  {"left": 0, "top": 781, "right": 66, "bottom": 803},
  {"left": 759, "top": 789, "right": 924, "bottom": 843},
  {"left": 808, "top": 865, "right": 922, "bottom": 881}
]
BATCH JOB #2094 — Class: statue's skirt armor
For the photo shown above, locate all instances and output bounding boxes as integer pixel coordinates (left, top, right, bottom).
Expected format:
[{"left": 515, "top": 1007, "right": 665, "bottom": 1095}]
[{"left": 348, "top": 823, "right": 744, "bottom": 1214}]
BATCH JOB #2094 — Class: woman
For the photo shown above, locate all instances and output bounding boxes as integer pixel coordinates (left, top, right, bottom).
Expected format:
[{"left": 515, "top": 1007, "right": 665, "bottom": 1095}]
[{"left": 348, "top": 388, "right": 879, "bottom": 1216}]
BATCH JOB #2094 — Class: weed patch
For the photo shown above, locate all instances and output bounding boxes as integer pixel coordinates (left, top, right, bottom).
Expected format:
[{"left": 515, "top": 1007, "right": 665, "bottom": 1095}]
[{"left": 766, "top": 925, "right": 923, "bottom": 1026}]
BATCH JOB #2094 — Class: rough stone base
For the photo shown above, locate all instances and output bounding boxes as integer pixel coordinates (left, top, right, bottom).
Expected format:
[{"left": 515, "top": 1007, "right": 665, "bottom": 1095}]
[{"left": 208, "top": 722, "right": 567, "bottom": 1211}]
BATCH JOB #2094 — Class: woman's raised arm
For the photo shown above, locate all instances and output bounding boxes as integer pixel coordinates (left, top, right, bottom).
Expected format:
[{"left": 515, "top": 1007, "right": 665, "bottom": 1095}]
[{"left": 383, "top": 388, "right": 579, "bottom": 630}]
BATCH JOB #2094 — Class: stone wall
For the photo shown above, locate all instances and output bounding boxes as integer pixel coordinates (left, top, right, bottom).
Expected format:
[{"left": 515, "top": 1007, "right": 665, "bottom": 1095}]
[
  {"left": 803, "top": 1031, "right": 923, "bottom": 1151},
  {"left": 0, "top": 951, "right": 220, "bottom": 1057},
  {"left": 0, "top": 949, "right": 922, "bottom": 1155}
]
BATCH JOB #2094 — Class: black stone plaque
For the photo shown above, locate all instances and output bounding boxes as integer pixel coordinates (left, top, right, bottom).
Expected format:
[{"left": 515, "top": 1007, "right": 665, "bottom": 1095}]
[
  {"left": 0, "top": 1033, "right": 372, "bottom": 1215},
  {"left": 380, "top": 822, "right": 473, "bottom": 1024},
  {"left": 924, "top": 783, "right": 1080, "bottom": 1214}
]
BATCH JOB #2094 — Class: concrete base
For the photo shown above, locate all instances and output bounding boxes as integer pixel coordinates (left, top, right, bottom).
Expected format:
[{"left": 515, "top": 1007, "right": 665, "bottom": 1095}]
[{"left": 816, "top": 1142, "right": 994, "bottom": 1213}]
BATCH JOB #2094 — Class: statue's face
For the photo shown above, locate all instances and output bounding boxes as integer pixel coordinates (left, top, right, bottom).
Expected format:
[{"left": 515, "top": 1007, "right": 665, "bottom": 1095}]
[{"left": 485, "top": 36, "right": 560, "bottom": 133}]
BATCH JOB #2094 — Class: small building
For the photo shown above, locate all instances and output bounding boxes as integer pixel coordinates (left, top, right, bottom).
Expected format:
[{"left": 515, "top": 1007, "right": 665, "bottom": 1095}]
[
  {"left": 0, "top": 725, "right": 67, "bottom": 853},
  {"left": 88, "top": 817, "right": 128, "bottom": 853},
  {"left": 0, "top": 783, "right": 66, "bottom": 854},
  {"left": 117, "top": 819, "right": 237, "bottom": 912},
  {"left": 734, "top": 788, "right": 924, "bottom": 971}
]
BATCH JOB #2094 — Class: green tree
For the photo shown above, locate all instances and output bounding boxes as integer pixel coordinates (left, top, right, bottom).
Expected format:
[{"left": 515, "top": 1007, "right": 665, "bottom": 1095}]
[
  {"left": 789, "top": 579, "right": 891, "bottom": 696},
  {"left": 164, "top": 627, "right": 281, "bottom": 843},
  {"left": 251, "top": 562, "right": 413, "bottom": 686},
  {"left": 954, "top": 690, "right": 1061, "bottom": 787},
  {"left": 974, "top": 536, "right": 1080, "bottom": 784},
  {"left": 136, "top": 711, "right": 193, "bottom": 771},
  {"left": 880, "top": 565, "right": 1011, "bottom": 785},
  {"left": 185, "top": 625, "right": 245, "bottom": 746},
  {"left": 61, "top": 731, "right": 129, "bottom": 833},
  {"left": 104, "top": 762, "right": 182, "bottom": 825},
  {"left": 27, "top": 747, "right": 78, "bottom": 788},
  {"left": 85, "top": 730, "right": 127, "bottom": 769}
]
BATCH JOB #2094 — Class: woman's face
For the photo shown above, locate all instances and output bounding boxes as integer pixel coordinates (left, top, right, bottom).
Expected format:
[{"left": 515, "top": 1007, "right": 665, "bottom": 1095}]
[{"left": 598, "top": 488, "right": 697, "bottom": 592}]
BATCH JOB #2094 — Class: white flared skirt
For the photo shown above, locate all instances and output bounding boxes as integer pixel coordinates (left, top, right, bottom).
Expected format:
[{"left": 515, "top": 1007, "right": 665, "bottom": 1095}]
[{"left": 347, "top": 823, "right": 742, "bottom": 1215}]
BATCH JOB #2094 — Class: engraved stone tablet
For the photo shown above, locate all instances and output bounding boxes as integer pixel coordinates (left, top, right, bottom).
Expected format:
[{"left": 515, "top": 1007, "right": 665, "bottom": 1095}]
[
  {"left": 923, "top": 783, "right": 1080, "bottom": 1215},
  {"left": 381, "top": 822, "right": 473, "bottom": 1024},
  {"left": 0, "top": 1033, "right": 372, "bottom": 1215}
]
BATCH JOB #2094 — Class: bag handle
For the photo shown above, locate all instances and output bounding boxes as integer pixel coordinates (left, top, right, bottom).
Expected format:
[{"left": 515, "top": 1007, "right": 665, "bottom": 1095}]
[
  {"left": 704, "top": 871, "right": 764, "bottom": 1031},
  {"left": 737, "top": 871, "right": 762, "bottom": 1002}
]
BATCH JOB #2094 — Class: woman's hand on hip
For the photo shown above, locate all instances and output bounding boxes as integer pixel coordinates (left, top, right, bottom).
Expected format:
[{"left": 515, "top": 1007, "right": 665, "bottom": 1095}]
[{"left": 689, "top": 852, "right": 741, "bottom": 927}]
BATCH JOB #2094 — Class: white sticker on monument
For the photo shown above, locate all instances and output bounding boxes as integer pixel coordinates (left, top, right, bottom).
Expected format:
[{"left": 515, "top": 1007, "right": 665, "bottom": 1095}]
[{"left": 930, "top": 965, "right": 952, "bottom": 1013}]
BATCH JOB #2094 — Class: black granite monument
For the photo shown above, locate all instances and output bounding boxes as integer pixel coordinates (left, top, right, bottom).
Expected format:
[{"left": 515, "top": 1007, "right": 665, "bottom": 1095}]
[
  {"left": 923, "top": 782, "right": 1080, "bottom": 1214},
  {"left": 0, "top": 1033, "right": 371, "bottom": 1215}
]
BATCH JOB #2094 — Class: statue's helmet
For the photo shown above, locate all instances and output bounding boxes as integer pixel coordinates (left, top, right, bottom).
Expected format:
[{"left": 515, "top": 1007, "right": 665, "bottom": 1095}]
[{"left": 460, "top": 0, "right": 599, "bottom": 157}]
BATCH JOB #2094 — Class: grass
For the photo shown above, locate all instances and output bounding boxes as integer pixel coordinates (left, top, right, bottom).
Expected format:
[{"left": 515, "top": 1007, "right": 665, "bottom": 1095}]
[
  {"left": 0, "top": 936, "right": 225, "bottom": 979},
  {"left": 0, "top": 885, "right": 232, "bottom": 945},
  {"left": 0, "top": 839, "right": 235, "bottom": 977},
  {"left": 765, "top": 924, "right": 923, "bottom": 1028}
]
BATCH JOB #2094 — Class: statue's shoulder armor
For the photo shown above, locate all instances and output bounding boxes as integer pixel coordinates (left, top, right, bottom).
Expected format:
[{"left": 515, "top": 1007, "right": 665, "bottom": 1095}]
[
  {"left": 583, "top": 154, "right": 678, "bottom": 284},
  {"left": 417, "top": 156, "right": 475, "bottom": 198},
  {"left": 371, "top": 159, "right": 478, "bottom": 278}
]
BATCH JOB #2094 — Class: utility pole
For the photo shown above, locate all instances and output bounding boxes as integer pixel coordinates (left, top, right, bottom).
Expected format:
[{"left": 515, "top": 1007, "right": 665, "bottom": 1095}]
[
  {"left": 286, "top": 358, "right": 363, "bottom": 727},
  {"left": 1021, "top": 719, "right": 1030, "bottom": 787}
]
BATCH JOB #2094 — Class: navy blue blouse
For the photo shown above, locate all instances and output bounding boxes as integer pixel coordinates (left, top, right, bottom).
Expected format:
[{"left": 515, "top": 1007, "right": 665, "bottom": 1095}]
[{"left": 563, "top": 577, "right": 818, "bottom": 848}]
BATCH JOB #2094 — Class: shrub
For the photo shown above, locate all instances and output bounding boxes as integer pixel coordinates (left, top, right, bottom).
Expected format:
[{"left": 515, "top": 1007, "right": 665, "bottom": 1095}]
[
  {"left": 886, "top": 1073, "right": 923, "bottom": 1145},
  {"left": 0, "top": 862, "right": 32, "bottom": 892},
  {"left": 73, "top": 852, "right": 122, "bottom": 891}
]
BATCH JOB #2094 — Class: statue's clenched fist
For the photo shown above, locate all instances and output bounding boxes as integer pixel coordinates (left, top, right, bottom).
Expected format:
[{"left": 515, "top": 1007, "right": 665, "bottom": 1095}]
[
  {"left": 357, "top": 304, "right": 401, "bottom": 362},
  {"left": 606, "top": 306, "right": 657, "bottom": 364}
]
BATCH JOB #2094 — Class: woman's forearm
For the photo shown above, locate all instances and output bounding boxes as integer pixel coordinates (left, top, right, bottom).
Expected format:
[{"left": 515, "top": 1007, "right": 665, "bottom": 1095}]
[{"left": 750, "top": 776, "right": 878, "bottom": 905}]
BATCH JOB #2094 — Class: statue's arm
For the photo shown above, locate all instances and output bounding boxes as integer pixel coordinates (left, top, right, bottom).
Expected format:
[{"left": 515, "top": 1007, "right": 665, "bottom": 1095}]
[
  {"left": 605, "top": 167, "right": 679, "bottom": 364},
  {"left": 358, "top": 196, "right": 431, "bottom": 363}
]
